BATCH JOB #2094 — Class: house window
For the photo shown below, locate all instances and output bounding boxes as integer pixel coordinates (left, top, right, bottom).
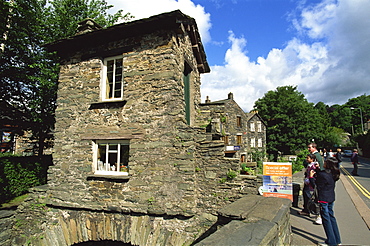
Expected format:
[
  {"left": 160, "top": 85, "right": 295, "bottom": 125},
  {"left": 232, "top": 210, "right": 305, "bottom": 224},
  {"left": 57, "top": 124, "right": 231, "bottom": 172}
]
[
  {"left": 250, "top": 138, "right": 256, "bottom": 147},
  {"left": 184, "top": 62, "right": 193, "bottom": 125},
  {"left": 250, "top": 122, "right": 255, "bottom": 132},
  {"left": 93, "top": 140, "right": 129, "bottom": 175},
  {"left": 237, "top": 116, "right": 242, "bottom": 127},
  {"left": 258, "top": 138, "right": 263, "bottom": 147},
  {"left": 237, "top": 135, "right": 242, "bottom": 145},
  {"left": 223, "top": 135, "right": 229, "bottom": 145},
  {"left": 102, "top": 56, "right": 124, "bottom": 101},
  {"left": 257, "top": 121, "right": 262, "bottom": 132}
]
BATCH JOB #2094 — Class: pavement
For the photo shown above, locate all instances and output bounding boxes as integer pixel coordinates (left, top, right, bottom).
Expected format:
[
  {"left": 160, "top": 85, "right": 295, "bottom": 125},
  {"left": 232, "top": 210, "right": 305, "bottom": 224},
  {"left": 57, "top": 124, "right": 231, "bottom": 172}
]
[{"left": 290, "top": 165, "right": 370, "bottom": 246}]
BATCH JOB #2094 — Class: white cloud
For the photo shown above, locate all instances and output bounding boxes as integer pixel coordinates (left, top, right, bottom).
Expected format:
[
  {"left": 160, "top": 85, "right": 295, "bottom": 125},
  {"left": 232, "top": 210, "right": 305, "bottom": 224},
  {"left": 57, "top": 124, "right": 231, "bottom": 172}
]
[
  {"left": 201, "top": 0, "right": 370, "bottom": 111},
  {"left": 107, "top": 0, "right": 370, "bottom": 112},
  {"left": 108, "top": 0, "right": 211, "bottom": 43}
]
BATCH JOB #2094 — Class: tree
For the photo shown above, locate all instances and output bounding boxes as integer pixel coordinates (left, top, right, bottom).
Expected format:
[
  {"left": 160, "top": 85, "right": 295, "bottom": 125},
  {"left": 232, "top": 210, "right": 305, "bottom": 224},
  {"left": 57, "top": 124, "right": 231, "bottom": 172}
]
[
  {"left": 253, "top": 86, "right": 329, "bottom": 159},
  {"left": 344, "top": 94, "right": 370, "bottom": 135},
  {"left": 0, "top": 0, "right": 131, "bottom": 155},
  {"left": 43, "top": 0, "right": 132, "bottom": 43}
]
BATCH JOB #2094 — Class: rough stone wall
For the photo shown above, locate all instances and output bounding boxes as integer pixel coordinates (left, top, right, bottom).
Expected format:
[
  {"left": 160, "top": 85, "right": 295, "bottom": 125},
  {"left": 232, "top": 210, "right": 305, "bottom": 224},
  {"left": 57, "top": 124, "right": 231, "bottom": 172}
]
[
  {"left": 2, "top": 18, "right": 266, "bottom": 246},
  {"left": 46, "top": 29, "right": 201, "bottom": 215}
]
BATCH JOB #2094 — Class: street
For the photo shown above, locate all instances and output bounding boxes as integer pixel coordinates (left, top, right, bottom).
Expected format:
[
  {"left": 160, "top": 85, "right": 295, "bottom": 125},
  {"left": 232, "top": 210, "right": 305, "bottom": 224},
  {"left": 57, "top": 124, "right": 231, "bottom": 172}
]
[
  {"left": 291, "top": 157, "right": 370, "bottom": 245},
  {"left": 340, "top": 155, "right": 370, "bottom": 211}
]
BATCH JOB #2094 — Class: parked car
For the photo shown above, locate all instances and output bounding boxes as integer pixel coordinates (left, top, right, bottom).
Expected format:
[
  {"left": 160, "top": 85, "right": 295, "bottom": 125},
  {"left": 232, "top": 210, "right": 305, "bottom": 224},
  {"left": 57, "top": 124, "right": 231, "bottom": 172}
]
[{"left": 343, "top": 150, "right": 353, "bottom": 157}]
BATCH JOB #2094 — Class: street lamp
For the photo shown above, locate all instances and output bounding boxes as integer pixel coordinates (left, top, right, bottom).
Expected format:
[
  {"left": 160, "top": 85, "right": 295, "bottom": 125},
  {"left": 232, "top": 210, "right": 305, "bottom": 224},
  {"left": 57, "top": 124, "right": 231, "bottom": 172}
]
[{"left": 350, "top": 107, "right": 364, "bottom": 133}]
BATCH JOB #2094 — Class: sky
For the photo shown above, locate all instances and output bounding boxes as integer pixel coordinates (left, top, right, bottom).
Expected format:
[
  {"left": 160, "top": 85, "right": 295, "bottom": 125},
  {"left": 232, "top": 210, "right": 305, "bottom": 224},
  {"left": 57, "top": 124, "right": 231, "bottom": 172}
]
[{"left": 107, "top": 0, "right": 370, "bottom": 112}]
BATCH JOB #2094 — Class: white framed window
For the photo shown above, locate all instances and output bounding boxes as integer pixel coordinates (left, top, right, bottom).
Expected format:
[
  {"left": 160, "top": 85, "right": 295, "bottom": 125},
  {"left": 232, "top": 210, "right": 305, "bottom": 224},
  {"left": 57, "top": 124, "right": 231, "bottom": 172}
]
[
  {"left": 250, "top": 138, "right": 256, "bottom": 147},
  {"left": 257, "top": 121, "right": 262, "bottom": 132},
  {"left": 250, "top": 122, "right": 255, "bottom": 132},
  {"left": 93, "top": 140, "right": 130, "bottom": 175},
  {"left": 102, "top": 55, "right": 124, "bottom": 101},
  {"left": 258, "top": 138, "right": 263, "bottom": 148}
]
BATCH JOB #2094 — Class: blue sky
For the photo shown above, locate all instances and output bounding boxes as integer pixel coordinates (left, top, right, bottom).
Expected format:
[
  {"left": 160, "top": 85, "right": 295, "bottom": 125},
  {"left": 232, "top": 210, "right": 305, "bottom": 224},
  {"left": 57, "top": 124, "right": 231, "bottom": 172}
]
[{"left": 108, "top": 0, "right": 370, "bottom": 111}]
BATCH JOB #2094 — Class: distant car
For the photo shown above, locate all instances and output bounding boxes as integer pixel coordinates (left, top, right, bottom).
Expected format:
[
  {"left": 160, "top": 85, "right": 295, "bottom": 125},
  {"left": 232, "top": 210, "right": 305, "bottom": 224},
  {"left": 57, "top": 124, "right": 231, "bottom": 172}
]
[{"left": 343, "top": 150, "right": 353, "bottom": 157}]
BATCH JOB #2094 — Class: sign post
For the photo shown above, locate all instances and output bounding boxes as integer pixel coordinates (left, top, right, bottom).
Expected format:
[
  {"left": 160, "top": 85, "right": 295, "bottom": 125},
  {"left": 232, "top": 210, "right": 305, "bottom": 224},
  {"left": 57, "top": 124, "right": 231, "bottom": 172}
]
[{"left": 261, "top": 162, "right": 293, "bottom": 201}]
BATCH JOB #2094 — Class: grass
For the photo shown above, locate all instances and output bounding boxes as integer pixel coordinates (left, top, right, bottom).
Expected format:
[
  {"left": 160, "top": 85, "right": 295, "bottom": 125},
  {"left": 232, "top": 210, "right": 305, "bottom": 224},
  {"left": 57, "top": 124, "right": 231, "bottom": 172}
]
[{"left": 1, "top": 194, "right": 29, "bottom": 209}]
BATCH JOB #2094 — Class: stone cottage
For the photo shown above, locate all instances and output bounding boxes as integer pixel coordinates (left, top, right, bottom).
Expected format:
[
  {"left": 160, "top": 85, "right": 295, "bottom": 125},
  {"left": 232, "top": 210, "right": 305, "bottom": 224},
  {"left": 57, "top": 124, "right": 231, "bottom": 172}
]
[
  {"left": 198, "top": 93, "right": 267, "bottom": 162},
  {"left": 3, "top": 11, "right": 284, "bottom": 246}
]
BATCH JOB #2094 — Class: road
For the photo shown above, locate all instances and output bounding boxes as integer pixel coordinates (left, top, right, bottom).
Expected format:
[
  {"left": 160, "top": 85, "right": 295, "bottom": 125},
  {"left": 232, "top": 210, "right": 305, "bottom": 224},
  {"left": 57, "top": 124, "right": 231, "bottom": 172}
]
[
  {"left": 340, "top": 155, "right": 370, "bottom": 211},
  {"left": 291, "top": 157, "right": 370, "bottom": 245}
]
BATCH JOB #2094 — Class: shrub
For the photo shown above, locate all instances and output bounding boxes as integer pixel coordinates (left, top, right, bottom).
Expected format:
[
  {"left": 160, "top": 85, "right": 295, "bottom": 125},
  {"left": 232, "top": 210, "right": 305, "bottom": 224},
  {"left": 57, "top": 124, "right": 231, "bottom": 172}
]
[{"left": 0, "top": 154, "right": 51, "bottom": 203}]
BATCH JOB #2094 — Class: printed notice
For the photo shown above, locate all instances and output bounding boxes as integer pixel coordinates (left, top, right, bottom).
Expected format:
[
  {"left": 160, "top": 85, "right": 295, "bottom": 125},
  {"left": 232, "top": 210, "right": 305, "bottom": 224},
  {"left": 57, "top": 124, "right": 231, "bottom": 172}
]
[{"left": 261, "top": 162, "right": 293, "bottom": 201}]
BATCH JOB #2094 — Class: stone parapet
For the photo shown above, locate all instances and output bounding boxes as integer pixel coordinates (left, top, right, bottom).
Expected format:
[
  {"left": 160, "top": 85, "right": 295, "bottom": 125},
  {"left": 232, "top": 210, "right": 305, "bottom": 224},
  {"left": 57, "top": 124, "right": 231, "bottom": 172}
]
[{"left": 194, "top": 195, "right": 291, "bottom": 246}]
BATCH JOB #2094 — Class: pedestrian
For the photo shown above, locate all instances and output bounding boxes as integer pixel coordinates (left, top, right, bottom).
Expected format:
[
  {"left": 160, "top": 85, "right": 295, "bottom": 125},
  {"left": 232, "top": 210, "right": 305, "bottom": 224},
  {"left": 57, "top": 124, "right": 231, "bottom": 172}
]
[
  {"left": 335, "top": 148, "right": 342, "bottom": 167},
  {"left": 306, "top": 143, "right": 324, "bottom": 224},
  {"left": 308, "top": 143, "right": 324, "bottom": 171},
  {"left": 350, "top": 149, "right": 359, "bottom": 176},
  {"left": 309, "top": 157, "right": 341, "bottom": 246},
  {"left": 323, "top": 148, "right": 328, "bottom": 160},
  {"left": 299, "top": 154, "right": 317, "bottom": 216},
  {"left": 328, "top": 149, "right": 334, "bottom": 158}
]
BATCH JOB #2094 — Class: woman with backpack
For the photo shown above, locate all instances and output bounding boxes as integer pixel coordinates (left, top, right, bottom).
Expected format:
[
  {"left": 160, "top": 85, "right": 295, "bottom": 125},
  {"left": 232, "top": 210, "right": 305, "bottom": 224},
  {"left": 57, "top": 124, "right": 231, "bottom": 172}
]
[{"left": 309, "top": 157, "right": 341, "bottom": 246}]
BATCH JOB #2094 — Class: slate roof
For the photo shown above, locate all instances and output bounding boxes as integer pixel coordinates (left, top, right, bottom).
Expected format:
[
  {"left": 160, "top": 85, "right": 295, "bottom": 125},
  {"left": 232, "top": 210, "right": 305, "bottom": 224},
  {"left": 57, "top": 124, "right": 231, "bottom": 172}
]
[{"left": 46, "top": 10, "right": 210, "bottom": 73}]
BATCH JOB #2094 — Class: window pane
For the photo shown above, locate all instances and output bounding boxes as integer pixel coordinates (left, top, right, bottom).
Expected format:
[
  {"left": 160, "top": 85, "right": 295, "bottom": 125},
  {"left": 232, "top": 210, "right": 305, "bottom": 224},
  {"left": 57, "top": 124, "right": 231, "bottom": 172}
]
[
  {"left": 109, "top": 144, "right": 118, "bottom": 151},
  {"left": 104, "top": 57, "right": 123, "bottom": 100},
  {"left": 120, "top": 144, "right": 130, "bottom": 167}
]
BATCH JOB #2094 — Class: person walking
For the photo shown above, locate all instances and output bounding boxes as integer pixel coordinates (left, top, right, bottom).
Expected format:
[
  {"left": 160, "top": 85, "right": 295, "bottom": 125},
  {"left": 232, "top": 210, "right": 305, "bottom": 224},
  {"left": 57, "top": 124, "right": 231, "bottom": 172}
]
[
  {"left": 351, "top": 149, "right": 359, "bottom": 176},
  {"left": 309, "top": 157, "right": 341, "bottom": 246}
]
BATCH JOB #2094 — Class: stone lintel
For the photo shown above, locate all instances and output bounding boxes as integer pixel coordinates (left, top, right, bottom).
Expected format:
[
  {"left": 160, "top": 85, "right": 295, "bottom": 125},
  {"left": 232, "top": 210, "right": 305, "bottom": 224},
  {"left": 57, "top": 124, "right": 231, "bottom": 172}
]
[{"left": 81, "top": 134, "right": 143, "bottom": 140}]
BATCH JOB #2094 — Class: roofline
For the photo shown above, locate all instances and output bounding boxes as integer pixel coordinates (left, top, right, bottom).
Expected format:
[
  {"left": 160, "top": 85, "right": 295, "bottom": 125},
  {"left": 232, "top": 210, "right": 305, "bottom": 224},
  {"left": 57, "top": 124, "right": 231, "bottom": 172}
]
[{"left": 46, "top": 10, "right": 210, "bottom": 73}]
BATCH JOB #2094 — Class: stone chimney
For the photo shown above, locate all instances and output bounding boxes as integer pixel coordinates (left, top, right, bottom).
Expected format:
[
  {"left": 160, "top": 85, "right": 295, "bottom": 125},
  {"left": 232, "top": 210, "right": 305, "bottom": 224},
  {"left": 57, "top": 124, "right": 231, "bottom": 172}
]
[
  {"left": 228, "top": 92, "right": 233, "bottom": 100},
  {"left": 76, "top": 18, "right": 102, "bottom": 35},
  {"left": 205, "top": 96, "right": 211, "bottom": 103}
]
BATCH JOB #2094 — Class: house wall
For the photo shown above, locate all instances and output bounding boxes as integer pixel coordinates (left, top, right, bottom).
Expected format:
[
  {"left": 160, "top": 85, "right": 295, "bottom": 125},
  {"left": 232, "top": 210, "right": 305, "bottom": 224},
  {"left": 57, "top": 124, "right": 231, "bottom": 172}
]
[
  {"left": 47, "top": 28, "right": 206, "bottom": 215},
  {"left": 3, "top": 14, "right": 267, "bottom": 246}
]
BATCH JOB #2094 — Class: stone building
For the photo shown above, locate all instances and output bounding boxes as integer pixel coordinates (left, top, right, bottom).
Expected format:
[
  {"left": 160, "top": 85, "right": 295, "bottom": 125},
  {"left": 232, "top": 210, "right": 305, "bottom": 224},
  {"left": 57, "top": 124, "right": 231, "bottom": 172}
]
[
  {"left": 198, "top": 92, "right": 267, "bottom": 162},
  {"left": 2, "top": 11, "right": 284, "bottom": 246}
]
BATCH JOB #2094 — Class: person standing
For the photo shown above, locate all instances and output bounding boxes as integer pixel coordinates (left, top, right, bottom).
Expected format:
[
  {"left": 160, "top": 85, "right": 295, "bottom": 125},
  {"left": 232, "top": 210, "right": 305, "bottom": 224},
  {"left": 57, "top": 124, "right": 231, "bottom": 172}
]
[
  {"left": 307, "top": 143, "right": 324, "bottom": 224},
  {"left": 308, "top": 143, "right": 324, "bottom": 171},
  {"left": 351, "top": 149, "right": 359, "bottom": 176},
  {"left": 309, "top": 157, "right": 341, "bottom": 246},
  {"left": 335, "top": 148, "right": 342, "bottom": 167},
  {"left": 299, "top": 154, "right": 317, "bottom": 216}
]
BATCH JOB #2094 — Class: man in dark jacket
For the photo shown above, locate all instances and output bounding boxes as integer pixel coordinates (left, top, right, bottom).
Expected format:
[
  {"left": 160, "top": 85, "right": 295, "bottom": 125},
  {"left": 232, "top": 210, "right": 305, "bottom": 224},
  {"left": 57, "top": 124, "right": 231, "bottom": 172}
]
[{"left": 351, "top": 149, "right": 359, "bottom": 176}]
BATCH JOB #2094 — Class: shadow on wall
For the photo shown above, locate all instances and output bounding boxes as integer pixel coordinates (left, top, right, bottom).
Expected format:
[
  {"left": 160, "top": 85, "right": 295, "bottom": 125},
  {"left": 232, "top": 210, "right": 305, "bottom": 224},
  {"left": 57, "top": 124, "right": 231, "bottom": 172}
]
[{"left": 73, "top": 240, "right": 132, "bottom": 246}]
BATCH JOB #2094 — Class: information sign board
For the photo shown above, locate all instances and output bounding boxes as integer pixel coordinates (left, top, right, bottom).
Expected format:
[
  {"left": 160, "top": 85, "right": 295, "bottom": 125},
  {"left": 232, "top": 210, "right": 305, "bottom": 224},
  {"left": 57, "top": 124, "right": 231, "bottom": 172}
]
[{"left": 261, "top": 162, "right": 293, "bottom": 201}]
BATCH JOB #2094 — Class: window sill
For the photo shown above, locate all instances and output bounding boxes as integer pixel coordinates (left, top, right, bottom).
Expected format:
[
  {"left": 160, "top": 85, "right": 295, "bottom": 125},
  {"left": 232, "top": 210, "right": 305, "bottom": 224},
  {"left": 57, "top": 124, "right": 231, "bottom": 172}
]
[
  {"left": 87, "top": 173, "right": 130, "bottom": 182},
  {"left": 89, "top": 100, "right": 127, "bottom": 109}
]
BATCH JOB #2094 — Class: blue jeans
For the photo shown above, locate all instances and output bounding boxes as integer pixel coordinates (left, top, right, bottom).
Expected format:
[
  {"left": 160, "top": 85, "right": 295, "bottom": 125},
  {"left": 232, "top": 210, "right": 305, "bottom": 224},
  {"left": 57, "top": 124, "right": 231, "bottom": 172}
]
[{"left": 320, "top": 202, "right": 341, "bottom": 245}]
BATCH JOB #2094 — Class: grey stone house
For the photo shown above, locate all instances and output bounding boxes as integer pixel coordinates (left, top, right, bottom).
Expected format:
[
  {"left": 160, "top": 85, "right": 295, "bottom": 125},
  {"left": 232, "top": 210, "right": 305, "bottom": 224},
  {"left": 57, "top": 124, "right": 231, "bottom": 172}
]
[
  {"left": 198, "top": 92, "right": 267, "bottom": 162},
  {"left": 3, "top": 11, "right": 281, "bottom": 246}
]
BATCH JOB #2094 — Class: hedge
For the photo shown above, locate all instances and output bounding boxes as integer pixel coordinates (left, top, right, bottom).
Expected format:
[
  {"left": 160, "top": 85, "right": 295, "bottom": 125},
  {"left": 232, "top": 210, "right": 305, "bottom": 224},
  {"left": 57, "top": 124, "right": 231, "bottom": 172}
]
[{"left": 0, "top": 154, "right": 52, "bottom": 204}]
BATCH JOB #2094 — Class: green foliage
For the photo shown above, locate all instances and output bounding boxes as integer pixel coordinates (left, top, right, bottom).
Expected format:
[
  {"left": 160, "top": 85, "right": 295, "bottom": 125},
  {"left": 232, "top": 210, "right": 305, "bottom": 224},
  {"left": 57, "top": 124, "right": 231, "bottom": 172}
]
[
  {"left": 240, "top": 163, "right": 254, "bottom": 175},
  {"left": 226, "top": 169, "right": 237, "bottom": 180},
  {"left": 291, "top": 149, "right": 310, "bottom": 173},
  {"left": 0, "top": 154, "right": 50, "bottom": 203},
  {"left": 43, "top": 0, "right": 133, "bottom": 43},
  {"left": 254, "top": 86, "right": 330, "bottom": 158},
  {"left": 0, "top": 0, "right": 131, "bottom": 155}
]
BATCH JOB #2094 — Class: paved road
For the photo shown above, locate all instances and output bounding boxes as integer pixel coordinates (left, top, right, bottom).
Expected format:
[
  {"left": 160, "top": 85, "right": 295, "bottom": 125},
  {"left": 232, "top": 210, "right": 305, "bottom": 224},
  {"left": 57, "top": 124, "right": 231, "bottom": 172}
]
[
  {"left": 291, "top": 164, "right": 370, "bottom": 245},
  {"left": 341, "top": 156, "right": 370, "bottom": 210}
]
